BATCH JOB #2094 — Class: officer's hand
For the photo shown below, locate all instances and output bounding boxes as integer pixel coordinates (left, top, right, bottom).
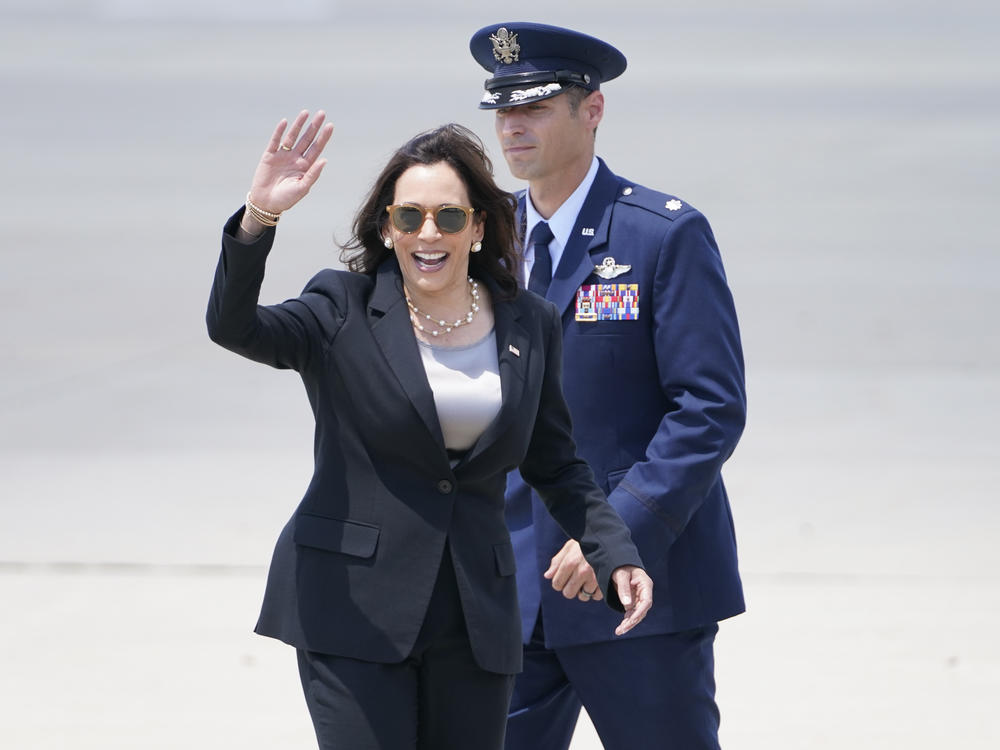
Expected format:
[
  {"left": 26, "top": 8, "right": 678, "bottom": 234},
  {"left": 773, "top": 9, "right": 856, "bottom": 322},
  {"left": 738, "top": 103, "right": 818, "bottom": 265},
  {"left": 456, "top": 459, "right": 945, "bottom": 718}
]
[
  {"left": 543, "top": 539, "right": 603, "bottom": 602},
  {"left": 611, "top": 566, "right": 653, "bottom": 636}
]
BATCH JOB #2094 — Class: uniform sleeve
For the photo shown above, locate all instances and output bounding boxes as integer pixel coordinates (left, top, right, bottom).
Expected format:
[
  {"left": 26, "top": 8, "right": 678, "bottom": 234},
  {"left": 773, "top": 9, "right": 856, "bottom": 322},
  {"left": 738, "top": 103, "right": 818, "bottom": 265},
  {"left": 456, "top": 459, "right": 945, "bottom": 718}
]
[
  {"left": 205, "top": 208, "right": 345, "bottom": 372},
  {"left": 609, "top": 210, "right": 747, "bottom": 561},
  {"left": 518, "top": 302, "right": 644, "bottom": 610}
]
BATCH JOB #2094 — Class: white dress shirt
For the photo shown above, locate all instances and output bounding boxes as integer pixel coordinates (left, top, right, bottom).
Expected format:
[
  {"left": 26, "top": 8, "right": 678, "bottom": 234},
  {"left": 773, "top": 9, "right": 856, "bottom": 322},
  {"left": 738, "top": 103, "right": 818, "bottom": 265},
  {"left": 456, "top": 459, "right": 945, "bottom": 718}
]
[{"left": 523, "top": 155, "right": 600, "bottom": 284}]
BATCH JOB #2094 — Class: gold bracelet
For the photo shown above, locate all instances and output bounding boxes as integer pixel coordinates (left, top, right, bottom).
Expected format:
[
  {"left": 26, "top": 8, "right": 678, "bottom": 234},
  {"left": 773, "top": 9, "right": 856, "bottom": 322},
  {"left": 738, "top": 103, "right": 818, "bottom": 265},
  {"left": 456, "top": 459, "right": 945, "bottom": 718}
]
[
  {"left": 245, "top": 196, "right": 280, "bottom": 226},
  {"left": 246, "top": 193, "right": 281, "bottom": 227},
  {"left": 246, "top": 192, "right": 281, "bottom": 218},
  {"left": 245, "top": 204, "right": 279, "bottom": 226}
]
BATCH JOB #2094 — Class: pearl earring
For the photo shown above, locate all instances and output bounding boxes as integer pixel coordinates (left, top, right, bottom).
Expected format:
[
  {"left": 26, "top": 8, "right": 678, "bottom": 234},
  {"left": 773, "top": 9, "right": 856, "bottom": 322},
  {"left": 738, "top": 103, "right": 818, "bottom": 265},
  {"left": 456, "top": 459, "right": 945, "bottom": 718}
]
[
  {"left": 471, "top": 241, "right": 482, "bottom": 253},
  {"left": 383, "top": 237, "right": 394, "bottom": 249}
]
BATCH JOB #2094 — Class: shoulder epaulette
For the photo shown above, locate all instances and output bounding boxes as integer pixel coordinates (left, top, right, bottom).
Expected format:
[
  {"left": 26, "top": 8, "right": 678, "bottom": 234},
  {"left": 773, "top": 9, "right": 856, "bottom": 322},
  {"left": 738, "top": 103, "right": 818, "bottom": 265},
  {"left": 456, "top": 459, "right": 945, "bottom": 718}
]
[{"left": 615, "top": 182, "right": 697, "bottom": 221}]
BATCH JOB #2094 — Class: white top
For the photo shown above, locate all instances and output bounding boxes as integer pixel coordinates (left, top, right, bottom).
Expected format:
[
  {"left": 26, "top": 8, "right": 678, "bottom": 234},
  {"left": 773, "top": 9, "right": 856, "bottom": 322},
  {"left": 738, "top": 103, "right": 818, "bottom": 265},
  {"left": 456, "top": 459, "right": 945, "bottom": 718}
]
[
  {"left": 523, "top": 155, "right": 600, "bottom": 282},
  {"left": 418, "top": 330, "right": 502, "bottom": 453}
]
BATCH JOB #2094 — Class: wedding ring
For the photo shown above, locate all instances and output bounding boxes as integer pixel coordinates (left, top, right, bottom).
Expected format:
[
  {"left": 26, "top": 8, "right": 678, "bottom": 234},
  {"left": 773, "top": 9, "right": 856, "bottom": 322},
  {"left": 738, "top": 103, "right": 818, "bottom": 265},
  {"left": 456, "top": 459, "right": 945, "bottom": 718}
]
[{"left": 279, "top": 143, "right": 293, "bottom": 151}]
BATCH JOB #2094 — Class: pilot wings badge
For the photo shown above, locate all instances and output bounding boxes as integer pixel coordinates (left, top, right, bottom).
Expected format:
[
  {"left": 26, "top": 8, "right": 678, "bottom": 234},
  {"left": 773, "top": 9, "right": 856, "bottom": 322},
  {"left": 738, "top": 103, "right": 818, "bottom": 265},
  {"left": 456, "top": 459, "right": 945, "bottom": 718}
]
[
  {"left": 490, "top": 28, "right": 520, "bottom": 64},
  {"left": 594, "top": 257, "right": 631, "bottom": 279}
]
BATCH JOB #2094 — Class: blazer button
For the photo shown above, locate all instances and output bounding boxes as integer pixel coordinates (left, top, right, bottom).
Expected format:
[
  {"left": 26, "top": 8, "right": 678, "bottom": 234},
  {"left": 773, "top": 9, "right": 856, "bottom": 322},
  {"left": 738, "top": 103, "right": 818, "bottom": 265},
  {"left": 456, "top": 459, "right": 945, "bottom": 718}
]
[{"left": 437, "top": 479, "right": 454, "bottom": 494}]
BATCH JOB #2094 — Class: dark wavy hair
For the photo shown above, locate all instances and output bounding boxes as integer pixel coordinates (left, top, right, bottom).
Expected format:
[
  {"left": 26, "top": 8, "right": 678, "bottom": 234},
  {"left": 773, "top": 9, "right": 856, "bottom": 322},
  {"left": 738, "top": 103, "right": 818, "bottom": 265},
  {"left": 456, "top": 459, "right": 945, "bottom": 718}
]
[{"left": 341, "top": 123, "right": 520, "bottom": 300}]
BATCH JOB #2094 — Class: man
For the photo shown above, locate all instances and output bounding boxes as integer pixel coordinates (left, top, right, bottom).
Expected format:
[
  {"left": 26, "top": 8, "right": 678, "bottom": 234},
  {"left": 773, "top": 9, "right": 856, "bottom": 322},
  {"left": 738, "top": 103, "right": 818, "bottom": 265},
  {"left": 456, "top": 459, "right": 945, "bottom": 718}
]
[{"left": 469, "top": 23, "right": 747, "bottom": 750}]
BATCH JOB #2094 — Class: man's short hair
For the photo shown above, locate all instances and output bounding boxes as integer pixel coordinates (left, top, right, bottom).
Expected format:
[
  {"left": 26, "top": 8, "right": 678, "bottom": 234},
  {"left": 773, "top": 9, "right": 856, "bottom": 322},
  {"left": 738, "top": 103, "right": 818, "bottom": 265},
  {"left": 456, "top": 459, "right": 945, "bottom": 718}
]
[{"left": 563, "top": 85, "right": 590, "bottom": 116}]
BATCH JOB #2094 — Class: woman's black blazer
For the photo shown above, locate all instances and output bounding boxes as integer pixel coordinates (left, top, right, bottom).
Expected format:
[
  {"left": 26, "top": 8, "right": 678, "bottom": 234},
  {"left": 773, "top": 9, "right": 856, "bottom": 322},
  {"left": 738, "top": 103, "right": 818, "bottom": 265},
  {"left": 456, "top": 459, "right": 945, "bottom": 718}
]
[{"left": 207, "top": 212, "right": 641, "bottom": 675}]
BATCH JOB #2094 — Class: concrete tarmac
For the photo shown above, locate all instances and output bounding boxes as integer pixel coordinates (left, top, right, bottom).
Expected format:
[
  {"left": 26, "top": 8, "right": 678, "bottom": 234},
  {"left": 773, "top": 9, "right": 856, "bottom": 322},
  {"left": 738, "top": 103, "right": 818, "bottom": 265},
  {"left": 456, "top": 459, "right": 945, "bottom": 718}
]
[{"left": 2, "top": 2, "right": 999, "bottom": 747}]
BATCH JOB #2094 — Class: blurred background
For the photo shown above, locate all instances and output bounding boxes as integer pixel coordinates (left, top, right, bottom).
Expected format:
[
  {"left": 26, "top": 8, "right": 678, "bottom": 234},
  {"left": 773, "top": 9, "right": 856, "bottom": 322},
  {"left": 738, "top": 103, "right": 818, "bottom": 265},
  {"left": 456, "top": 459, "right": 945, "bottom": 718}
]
[{"left": 2, "top": 1, "right": 998, "bottom": 747}]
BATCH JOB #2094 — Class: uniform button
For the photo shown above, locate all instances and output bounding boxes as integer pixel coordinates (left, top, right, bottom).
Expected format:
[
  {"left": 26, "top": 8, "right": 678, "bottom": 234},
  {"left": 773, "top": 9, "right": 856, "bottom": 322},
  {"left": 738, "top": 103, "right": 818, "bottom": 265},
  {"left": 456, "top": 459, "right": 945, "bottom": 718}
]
[
  {"left": 622, "top": 186, "right": 633, "bottom": 196},
  {"left": 437, "top": 479, "right": 454, "bottom": 494}
]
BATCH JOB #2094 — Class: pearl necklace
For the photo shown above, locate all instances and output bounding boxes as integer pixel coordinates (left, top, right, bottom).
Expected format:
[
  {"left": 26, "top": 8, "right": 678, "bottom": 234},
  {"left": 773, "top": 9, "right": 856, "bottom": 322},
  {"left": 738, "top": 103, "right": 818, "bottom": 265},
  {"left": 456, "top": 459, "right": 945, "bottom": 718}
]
[{"left": 406, "top": 277, "right": 480, "bottom": 337}]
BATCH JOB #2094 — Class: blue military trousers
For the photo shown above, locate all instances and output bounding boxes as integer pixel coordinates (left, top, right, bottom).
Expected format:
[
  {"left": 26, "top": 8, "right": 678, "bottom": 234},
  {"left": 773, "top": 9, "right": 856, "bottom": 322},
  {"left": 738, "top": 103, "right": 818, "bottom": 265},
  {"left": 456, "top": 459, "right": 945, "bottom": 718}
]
[{"left": 505, "top": 614, "right": 721, "bottom": 750}]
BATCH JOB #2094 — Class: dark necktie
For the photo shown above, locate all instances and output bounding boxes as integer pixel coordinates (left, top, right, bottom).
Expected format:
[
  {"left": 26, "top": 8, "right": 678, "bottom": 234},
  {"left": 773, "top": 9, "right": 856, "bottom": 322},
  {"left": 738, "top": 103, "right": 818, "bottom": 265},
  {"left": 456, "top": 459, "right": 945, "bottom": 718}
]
[{"left": 527, "top": 221, "right": 554, "bottom": 296}]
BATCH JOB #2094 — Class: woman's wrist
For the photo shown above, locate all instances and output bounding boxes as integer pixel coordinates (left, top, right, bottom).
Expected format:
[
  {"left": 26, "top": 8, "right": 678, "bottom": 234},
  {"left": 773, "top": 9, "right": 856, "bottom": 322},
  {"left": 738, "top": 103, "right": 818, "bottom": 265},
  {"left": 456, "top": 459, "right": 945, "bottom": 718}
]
[
  {"left": 245, "top": 191, "right": 282, "bottom": 226},
  {"left": 237, "top": 209, "right": 268, "bottom": 241},
  {"left": 237, "top": 191, "right": 284, "bottom": 241}
]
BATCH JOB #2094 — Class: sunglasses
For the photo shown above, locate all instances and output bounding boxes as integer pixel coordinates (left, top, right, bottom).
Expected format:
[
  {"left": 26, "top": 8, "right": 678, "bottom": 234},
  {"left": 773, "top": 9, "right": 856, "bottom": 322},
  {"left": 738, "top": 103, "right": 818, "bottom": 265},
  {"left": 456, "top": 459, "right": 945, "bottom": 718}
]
[{"left": 386, "top": 203, "right": 476, "bottom": 235}]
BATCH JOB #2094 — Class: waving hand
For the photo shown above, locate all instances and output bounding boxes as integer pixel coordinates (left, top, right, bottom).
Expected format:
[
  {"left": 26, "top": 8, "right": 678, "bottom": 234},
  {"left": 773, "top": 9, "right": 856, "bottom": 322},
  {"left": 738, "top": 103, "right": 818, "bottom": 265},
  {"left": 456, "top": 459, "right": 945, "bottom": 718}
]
[{"left": 240, "top": 110, "right": 333, "bottom": 236}]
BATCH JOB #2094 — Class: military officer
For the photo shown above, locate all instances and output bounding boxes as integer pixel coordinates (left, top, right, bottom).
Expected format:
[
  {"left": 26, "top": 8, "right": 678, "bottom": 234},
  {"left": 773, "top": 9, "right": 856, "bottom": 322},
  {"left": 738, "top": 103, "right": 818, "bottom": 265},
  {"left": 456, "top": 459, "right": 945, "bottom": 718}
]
[{"left": 470, "top": 22, "right": 748, "bottom": 750}]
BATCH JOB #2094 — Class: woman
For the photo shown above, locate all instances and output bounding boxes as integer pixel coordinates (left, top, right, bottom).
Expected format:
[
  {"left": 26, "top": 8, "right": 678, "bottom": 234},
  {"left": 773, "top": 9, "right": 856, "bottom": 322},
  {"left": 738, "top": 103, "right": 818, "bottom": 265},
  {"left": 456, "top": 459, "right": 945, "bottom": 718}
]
[{"left": 206, "top": 110, "right": 652, "bottom": 750}]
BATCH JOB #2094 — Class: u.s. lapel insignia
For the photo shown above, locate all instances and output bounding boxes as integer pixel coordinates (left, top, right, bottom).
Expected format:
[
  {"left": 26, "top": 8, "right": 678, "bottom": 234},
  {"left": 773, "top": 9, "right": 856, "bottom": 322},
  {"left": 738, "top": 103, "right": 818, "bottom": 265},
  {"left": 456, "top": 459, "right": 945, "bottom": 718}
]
[
  {"left": 490, "top": 28, "right": 520, "bottom": 63},
  {"left": 594, "top": 256, "right": 631, "bottom": 279}
]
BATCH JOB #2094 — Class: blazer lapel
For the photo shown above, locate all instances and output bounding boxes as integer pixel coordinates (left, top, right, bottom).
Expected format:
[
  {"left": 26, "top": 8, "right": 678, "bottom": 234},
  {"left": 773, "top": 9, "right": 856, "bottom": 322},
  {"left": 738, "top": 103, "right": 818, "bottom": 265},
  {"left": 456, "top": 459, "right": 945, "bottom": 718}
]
[
  {"left": 546, "top": 161, "right": 620, "bottom": 314},
  {"left": 456, "top": 289, "right": 530, "bottom": 467},
  {"left": 367, "top": 259, "right": 446, "bottom": 448}
]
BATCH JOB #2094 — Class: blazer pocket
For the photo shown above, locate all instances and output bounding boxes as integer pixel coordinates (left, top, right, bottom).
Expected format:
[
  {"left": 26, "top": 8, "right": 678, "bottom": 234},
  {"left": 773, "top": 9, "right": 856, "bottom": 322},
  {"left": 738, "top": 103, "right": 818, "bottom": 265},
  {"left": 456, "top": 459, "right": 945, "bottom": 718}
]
[
  {"left": 493, "top": 541, "right": 517, "bottom": 576},
  {"left": 294, "top": 513, "right": 380, "bottom": 559},
  {"left": 573, "top": 320, "right": 643, "bottom": 337},
  {"left": 607, "top": 468, "right": 629, "bottom": 494}
]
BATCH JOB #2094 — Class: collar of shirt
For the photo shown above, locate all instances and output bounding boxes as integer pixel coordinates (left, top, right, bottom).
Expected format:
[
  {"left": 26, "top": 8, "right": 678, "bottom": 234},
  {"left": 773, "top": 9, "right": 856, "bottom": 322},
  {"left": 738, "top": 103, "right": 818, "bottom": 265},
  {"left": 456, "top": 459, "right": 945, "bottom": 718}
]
[{"left": 523, "top": 156, "right": 600, "bottom": 280}]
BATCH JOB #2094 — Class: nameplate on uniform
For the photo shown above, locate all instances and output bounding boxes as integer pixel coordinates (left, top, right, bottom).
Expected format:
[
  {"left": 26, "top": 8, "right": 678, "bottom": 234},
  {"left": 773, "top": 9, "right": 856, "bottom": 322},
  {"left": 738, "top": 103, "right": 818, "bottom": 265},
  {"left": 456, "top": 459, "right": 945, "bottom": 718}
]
[{"left": 575, "top": 283, "right": 639, "bottom": 321}]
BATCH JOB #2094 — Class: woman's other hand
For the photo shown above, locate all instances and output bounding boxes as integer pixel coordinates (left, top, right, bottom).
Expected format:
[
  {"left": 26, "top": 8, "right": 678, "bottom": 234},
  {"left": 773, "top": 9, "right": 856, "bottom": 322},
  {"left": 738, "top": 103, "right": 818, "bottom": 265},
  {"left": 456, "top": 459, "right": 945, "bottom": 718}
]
[
  {"left": 544, "top": 539, "right": 604, "bottom": 603},
  {"left": 611, "top": 566, "right": 653, "bottom": 636}
]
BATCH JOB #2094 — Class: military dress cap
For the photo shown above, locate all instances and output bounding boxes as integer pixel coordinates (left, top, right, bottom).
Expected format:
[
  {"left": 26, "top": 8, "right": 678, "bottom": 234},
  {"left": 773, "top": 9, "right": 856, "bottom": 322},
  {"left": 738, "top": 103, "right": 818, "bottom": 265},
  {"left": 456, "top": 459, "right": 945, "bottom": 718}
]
[{"left": 470, "top": 22, "right": 627, "bottom": 110}]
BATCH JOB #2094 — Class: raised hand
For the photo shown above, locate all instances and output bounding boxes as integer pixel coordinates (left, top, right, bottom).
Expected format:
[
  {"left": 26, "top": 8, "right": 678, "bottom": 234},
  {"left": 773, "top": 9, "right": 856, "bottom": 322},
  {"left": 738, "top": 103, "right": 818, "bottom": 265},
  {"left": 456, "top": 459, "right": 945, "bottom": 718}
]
[{"left": 247, "top": 110, "right": 334, "bottom": 216}]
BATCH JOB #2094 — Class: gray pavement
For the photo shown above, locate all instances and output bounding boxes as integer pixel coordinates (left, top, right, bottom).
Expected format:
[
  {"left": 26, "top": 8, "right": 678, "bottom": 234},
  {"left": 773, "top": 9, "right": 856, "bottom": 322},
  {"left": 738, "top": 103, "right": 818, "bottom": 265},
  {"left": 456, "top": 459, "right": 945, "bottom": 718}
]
[{"left": 2, "top": 2, "right": 999, "bottom": 747}]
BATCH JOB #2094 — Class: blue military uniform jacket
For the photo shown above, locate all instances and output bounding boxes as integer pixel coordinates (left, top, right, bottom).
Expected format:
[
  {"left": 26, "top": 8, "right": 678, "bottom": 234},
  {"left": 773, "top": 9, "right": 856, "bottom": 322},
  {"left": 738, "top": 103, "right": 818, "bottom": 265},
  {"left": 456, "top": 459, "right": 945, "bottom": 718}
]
[{"left": 507, "top": 159, "right": 747, "bottom": 648}]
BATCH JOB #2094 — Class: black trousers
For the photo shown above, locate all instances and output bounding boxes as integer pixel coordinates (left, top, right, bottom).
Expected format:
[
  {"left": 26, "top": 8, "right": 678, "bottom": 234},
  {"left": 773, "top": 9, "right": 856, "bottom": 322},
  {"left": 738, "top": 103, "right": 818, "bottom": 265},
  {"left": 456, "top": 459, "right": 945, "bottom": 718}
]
[{"left": 297, "top": 544, "right": 515, "bottom": 749}]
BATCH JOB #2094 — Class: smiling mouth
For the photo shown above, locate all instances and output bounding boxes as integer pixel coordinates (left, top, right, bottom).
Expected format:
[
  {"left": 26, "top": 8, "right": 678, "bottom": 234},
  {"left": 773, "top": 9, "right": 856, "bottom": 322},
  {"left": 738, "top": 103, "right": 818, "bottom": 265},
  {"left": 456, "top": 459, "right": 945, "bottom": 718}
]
[{"left": 413, "top": 251, "right": 447, "bottom": 271}]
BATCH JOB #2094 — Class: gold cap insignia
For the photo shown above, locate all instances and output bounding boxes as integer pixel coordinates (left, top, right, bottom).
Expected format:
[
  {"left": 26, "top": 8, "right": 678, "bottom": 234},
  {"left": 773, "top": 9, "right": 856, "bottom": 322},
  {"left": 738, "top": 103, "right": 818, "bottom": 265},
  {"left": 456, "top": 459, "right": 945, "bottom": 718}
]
[
  {"left": 490, "top": 28, "right": 520, "bottom": 64},
  {"left": 595, "top": 257, "right": 632, "bottom": 279}
]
